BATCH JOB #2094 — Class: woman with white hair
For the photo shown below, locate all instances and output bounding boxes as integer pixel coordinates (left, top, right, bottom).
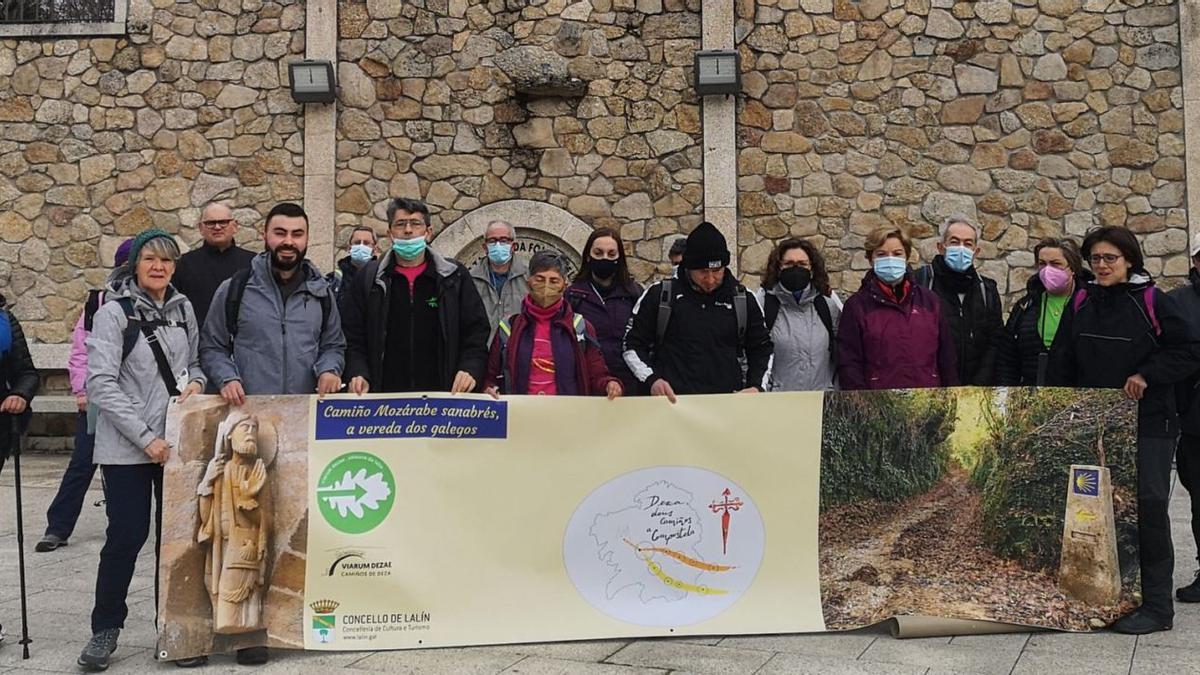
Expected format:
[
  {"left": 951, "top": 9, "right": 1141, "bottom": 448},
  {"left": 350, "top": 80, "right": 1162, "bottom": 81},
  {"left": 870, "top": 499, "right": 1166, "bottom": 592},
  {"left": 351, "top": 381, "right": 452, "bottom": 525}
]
[{"left": 79, "top": 229, "right": 205, "bottom": 672}]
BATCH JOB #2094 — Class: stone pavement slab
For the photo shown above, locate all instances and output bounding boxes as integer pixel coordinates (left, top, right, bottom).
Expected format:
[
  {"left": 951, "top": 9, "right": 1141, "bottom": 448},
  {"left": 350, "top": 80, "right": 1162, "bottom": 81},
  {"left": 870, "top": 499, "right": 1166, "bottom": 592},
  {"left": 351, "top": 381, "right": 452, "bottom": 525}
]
[{"left": 1, "top": 455, "right": 1198, "bottom": 674}]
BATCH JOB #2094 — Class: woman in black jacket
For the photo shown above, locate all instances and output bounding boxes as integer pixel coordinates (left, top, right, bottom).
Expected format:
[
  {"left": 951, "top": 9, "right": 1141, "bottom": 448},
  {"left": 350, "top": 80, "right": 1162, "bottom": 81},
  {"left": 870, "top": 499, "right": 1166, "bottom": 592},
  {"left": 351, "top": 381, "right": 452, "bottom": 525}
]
[
  {"left": 0, "top": 293, "right": 39, "bottom": 474},
  {"left": 1048, "top": 226, "right": 1200, "bottom": 635},
  {"left": 996, "top": 237, "right": 1088, "bottom": 386}
]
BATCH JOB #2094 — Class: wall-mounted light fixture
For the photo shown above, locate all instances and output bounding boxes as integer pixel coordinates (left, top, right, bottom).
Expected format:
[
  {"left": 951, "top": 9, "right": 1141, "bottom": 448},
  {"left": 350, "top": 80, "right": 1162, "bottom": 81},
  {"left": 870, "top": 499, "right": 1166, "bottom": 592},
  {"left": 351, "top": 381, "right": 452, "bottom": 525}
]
[
  {"left": 694, "top": 49, "right": 741, "bottom": 96},
  {"left": 288, "top": 60, "right": 337, "bottom": 104}
]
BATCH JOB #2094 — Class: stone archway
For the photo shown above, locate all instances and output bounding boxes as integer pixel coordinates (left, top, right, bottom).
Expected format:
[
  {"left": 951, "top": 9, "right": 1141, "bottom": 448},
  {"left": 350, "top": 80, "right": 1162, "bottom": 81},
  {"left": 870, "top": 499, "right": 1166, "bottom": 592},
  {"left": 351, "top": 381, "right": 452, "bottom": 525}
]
[{"left": 432, "top": 199, "right": 594, "bottom": 277}]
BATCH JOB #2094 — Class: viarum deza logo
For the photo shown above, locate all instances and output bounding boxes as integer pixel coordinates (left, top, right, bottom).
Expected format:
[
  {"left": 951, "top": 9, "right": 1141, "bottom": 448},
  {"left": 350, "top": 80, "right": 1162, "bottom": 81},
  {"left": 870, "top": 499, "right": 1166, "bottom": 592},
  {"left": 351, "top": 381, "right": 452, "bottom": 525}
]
[{"left": 316, "top": 452, "right": 395, "bottom": 534}]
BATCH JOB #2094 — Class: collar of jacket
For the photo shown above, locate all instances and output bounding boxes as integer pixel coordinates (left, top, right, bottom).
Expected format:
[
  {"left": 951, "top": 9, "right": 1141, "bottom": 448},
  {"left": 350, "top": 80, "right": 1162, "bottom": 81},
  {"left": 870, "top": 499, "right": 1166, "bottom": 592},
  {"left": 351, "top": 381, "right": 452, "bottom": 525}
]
[
  {"left": 1084, "top": 271, "right": 1154, "bottom": 297},
  {"left": 770, "top": 283, "right": 817, "bottom": 307},
  {"left": 567, "top": 279, "right": 637, "bottom": 303},
  {"left": 251, "top": 252, "right": 331, "bottom": 297},
  {"left": 105, "top": 267, "right": 188, "bottom": 314},
  {"left": 469, "top": 255, "right": 528, "bottom": 282},
  {"left": 200, "top": 241, "right": 242, "bottom": 256},
  {"left": 861, "top": 271, "right": 914, "bottom": 307},
  {"left": 374, "top": 247, "right": 458, "bottom": 288}
]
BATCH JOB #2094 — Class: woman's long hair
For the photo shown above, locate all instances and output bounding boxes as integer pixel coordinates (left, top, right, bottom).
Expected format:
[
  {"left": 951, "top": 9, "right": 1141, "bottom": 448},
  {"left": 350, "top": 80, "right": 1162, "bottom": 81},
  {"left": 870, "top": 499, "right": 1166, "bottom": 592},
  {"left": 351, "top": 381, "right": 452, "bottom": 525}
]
[
  {"left": 573, "top": 227, "right": 634, "bottom": 290},
  {"left": 762, "top": 238, "right": 832, "bottom": 296}
]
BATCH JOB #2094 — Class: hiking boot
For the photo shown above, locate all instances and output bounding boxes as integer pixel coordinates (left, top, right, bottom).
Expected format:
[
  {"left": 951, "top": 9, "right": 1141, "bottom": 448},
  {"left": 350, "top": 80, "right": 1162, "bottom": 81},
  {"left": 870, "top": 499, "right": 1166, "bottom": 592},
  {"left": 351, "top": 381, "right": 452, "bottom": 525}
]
[
  {"left": 35, "top": 534, "right": 68, "bottom": 552},
  {"left": 1110, "top": 608, "right": 1172, "bottom": 635},
  {"left": 77, "top": 628, "right": 120, "bottom": 671},
  {"left": 1178, "top": 571, "right": 1200, "bottom": 603},
  {"left": 236, "top": 646, "right": 269, "bottom": 665},
  {"left": 173, "top": 656, "right": 209, "bottom": 668}
]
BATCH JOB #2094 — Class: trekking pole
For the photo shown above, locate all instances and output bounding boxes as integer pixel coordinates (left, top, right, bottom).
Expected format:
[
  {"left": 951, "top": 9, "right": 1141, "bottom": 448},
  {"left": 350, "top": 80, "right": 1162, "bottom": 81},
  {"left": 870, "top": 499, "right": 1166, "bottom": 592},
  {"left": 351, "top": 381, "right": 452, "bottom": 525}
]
[{"left": 10, "top": 414, "right": 31, "bottom": 659}]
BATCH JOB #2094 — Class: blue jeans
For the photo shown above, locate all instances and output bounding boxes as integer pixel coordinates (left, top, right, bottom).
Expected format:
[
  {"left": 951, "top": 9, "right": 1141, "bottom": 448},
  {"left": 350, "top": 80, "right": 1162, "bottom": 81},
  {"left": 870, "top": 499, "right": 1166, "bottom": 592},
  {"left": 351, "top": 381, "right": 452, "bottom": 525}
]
[
  {"left": 90, "top": 463, "right": 161, "bottom": 633},
  {"left": 44, "top": 411, "right": 98, "bottom": 540}
]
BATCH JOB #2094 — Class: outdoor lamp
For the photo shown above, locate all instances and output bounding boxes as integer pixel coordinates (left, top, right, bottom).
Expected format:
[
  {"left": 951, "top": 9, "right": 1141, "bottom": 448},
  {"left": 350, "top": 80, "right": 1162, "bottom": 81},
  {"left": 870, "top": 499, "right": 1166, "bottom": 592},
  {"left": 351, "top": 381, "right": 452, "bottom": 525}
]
[
  {"left": 694, "top": 49, "right": 741, "bottom": 96},
  {"left": 288, "top": 60, "right": 337, "bottom": 103}
]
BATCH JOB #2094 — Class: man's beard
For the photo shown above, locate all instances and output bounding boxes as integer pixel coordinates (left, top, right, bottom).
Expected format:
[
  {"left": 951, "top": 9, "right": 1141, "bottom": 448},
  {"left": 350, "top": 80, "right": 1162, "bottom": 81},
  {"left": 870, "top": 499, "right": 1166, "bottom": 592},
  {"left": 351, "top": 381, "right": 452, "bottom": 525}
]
[
  {"left": 232, "top": 441, "right": 258, "bottom": 457},
  {"left": 271, "top": 245, "right": 306, "bottom": 271}
]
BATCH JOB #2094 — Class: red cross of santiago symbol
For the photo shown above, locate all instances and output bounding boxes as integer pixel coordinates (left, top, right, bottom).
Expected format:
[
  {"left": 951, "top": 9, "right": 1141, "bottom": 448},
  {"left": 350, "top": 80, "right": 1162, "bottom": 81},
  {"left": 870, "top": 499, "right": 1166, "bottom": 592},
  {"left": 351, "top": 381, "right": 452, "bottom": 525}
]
[{"left": 708, "top": 488, "right": 744, "bottom": 555}]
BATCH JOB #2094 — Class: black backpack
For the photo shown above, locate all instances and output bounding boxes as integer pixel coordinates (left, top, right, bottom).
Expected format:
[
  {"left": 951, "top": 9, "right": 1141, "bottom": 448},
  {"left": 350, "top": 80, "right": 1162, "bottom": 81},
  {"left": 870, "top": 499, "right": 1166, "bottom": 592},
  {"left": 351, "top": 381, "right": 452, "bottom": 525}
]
[{"left": 223, "top": 268, "right": 331, "bottom": 340}]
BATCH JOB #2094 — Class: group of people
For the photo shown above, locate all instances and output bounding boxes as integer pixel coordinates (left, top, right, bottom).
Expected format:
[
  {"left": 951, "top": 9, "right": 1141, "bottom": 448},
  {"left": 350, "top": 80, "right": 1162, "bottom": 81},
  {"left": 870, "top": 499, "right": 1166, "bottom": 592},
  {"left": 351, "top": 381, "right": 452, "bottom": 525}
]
[{"left": 0, "top": 196, "right": 1198, "bottom": 670}]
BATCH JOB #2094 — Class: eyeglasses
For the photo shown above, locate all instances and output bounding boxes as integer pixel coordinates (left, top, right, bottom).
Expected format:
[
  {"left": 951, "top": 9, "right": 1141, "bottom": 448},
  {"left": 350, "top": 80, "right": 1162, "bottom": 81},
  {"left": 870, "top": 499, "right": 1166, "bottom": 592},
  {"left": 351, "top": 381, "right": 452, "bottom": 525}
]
[
  {"left": 1088, "top": 254, "right": 1123, "bottom": 265},
  {"left": 201, "top": 219, "right": 234, "bottom": 229},
  {"left": 392, "top": 218, "right": 428, "bottom": 231},
  {"left": 485, "top": 237, "right": 514, "bottom": 246}
]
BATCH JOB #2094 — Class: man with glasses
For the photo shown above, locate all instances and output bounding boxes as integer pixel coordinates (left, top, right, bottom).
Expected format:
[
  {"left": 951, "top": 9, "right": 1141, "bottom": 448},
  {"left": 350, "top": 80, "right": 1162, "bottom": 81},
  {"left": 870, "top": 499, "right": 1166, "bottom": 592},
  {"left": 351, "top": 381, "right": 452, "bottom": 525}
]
[
  {"left": 341, "top": 198, "right": 490, "bottom": 395},
  {"left": 469, "top": 220, "right": 529, "bottom": 340},
  {"left": 174, "top": 202, "right": 256, "bottom": 328}
]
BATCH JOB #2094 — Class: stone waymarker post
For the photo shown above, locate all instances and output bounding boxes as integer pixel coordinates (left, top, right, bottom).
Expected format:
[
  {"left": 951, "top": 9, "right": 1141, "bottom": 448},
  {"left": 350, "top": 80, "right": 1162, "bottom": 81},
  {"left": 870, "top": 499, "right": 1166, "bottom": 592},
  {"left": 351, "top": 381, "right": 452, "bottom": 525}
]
[{"left": 1058, "top": 465, "right": 1121, "bottom": 606}]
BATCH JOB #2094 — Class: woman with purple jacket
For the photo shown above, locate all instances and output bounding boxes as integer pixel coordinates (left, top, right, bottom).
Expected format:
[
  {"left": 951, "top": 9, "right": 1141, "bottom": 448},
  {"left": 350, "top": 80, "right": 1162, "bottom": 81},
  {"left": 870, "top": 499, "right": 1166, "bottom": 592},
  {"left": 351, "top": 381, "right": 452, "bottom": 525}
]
[
  {"left": 837, "top": 226, "right": 958, "bottom": 390},
  {"left": 565, "top": 227, "right": 643, "bottom": 395}
]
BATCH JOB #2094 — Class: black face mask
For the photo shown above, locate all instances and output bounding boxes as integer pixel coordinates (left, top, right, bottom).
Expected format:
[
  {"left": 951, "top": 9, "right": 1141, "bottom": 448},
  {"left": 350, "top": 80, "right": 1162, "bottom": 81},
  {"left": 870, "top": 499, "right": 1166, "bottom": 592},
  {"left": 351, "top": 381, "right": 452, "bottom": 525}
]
[
  {"left": 590, "top": 257, "right": 619, "bottom": 280},
  {"left": 779, "top": 266, "right": 811, "bottom": 293}
]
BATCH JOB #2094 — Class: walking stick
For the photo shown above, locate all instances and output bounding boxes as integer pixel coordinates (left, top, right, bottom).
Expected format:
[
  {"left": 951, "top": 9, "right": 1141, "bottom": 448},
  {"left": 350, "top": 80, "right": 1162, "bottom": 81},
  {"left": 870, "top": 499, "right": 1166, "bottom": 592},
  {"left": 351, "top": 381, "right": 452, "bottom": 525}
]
[{"left": 9, "top": 414, "right": 32, "bottom": 659}]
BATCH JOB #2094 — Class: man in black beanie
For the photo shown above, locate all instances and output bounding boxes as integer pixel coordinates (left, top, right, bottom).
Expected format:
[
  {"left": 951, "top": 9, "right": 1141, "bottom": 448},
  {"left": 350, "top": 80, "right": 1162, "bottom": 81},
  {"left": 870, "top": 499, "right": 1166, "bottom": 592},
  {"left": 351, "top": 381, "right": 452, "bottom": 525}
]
[{"left": 623, "top": 222, "right": 772, "bottom": 400}]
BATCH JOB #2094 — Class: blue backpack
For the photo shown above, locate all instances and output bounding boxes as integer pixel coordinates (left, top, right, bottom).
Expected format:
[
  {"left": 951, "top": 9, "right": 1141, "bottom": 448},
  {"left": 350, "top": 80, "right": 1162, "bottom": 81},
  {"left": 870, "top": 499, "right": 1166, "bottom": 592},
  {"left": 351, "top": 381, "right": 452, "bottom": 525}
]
[{"left": 0, "top": 309, "right": 11, "bottom": 360}]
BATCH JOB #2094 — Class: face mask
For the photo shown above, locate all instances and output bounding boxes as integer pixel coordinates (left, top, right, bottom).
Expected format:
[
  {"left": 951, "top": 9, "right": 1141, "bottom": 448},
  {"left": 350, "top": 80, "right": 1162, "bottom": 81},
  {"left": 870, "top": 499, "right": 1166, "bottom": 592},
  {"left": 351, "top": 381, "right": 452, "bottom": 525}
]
[
  {"left": 944, "top": 245, "right": 975, "bottom": 272},
  {"left": 1038, "top": 265, "right": 1073, "bottom": 294},
  {"left": 349, "top": 244, "right": 373, "bottom": 264},
  {"left": 529, "top": 280, "right": 564, "bottom": 308},
  {"left": 486, "top": 242, "right": 513, "bottom": 265},
  {"left": 392, "top": 236, "right": 427, "bottom": 261},
  {"left": 779, "top": 266, "right": 811, "bottom": 293},
  {"left": 589, "top": 258, "right": 619, "bottom": 280},
  {"left": 874, "top": 256, "right": 907, "bottom": 284}
]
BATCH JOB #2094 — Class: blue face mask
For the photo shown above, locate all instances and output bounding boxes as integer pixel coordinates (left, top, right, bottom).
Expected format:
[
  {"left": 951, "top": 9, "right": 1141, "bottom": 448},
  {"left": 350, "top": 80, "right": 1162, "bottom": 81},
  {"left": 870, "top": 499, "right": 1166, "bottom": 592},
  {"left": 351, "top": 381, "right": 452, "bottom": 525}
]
[
  {"left": 349, "top": 244, "right": 373, "bottom": 264},
  {"left": 874, "top": 256, "right": 907, "bottom": 284},
  {"left": 486, "top": 242, "right": 513, "bottom": 265},
  {"left": 944, "top": 245, "right": 975, "bottom": 272},
  {"left": 392, "top": 236, "right": 427, "bottom": 261}
]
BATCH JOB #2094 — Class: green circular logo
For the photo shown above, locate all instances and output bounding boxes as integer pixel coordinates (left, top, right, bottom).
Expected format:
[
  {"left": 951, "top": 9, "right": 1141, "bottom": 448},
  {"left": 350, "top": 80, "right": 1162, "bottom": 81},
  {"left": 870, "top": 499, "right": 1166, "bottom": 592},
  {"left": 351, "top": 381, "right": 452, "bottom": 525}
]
[{"left": 316, "top": 452, "right": 396, "bottom": 534}]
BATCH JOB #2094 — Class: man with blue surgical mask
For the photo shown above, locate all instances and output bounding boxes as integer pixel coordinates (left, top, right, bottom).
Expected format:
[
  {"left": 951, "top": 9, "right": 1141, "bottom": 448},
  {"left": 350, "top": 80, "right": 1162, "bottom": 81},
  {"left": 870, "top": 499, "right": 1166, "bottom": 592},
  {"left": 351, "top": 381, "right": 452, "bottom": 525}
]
[
  {"left": 469, "top": 219, "right": 529, "bottom": 341},
  {"left": 340, "top": 198, "right": 490, "bottom": 395},
  {"left": 326, "top": 225, "right": 378, "bottom": 304},
  {"left": 912, "top": 215, "right": 1003, "bottom": 385}
]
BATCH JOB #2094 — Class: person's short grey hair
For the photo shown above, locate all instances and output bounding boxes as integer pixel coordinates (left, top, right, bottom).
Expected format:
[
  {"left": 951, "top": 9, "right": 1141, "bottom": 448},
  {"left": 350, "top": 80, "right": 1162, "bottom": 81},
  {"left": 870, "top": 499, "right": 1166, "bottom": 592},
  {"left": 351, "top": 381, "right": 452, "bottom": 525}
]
[
  {"left": 939, "top": 215, "right": 981, "bottom": 242},
  {"left": 485, "top": 220, "right": 516, "bottom": 238},
  {"left": 140, "top": 236, "right": 181, "bottom": 261},
  {"left": 528, "top": 250, "right": 567, "bottom": 277}
]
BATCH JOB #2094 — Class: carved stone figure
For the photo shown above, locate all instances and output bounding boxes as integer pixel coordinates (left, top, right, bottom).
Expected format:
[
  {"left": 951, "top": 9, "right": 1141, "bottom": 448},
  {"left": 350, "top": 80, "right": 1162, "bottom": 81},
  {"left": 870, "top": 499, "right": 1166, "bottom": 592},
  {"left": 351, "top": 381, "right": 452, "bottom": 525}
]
[{"left": 197, "top": 411, "right": 275, "bottom": 634}]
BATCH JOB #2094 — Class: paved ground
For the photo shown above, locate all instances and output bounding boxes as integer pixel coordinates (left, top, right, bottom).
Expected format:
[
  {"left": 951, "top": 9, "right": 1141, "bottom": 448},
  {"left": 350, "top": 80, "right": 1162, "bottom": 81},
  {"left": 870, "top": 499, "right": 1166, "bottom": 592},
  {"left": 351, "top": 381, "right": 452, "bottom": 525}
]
[{"left": 1, "top": 454, "right": 1197, "bottom": 674}]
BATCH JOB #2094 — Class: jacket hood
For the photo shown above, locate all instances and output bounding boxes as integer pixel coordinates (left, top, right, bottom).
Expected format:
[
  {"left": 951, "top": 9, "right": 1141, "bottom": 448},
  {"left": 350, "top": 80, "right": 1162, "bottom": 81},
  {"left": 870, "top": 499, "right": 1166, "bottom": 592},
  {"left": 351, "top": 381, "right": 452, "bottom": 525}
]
[
  {"left": 1085, "top": 270, "right": 1154, "bottom": 295},
  {"left": 769, "top": 283, "right": 819, "bottom": 307},
  {"left": 375, "top": 246, "right": 460, "bottom": 285},
  {"left": 104, "top": 265, "right": 188, "bottom": 313},
  {"left": 251, "top": 251, "right": 331, "bottom": 295}
]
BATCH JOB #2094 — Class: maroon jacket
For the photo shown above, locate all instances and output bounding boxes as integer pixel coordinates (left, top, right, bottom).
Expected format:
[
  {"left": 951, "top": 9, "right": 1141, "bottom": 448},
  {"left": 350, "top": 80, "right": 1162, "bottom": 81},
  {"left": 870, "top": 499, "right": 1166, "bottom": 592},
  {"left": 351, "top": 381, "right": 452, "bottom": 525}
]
[
  {"left": 837, "top": 272, "right": 959, "bottom": 390},
  {"left": 483, "top": 300, "right": 619, "bottom": 396}
]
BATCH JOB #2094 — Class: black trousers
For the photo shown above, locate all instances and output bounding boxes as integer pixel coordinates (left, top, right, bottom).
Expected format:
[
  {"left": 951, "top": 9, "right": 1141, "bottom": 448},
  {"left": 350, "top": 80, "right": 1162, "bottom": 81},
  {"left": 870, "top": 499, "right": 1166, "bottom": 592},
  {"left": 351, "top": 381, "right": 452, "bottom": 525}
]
[
  {"left": 1137, "top": 436, "right": 1176, "bottom": 619},
  {"left": 1177, "top": 433, "right": 1200, "bottom": 565},
  {"left": 44, "top": 412, "right": 98, "bottom": 540},
  {"left": 90, "top": 463, "right": 162, "bottom": 634}
]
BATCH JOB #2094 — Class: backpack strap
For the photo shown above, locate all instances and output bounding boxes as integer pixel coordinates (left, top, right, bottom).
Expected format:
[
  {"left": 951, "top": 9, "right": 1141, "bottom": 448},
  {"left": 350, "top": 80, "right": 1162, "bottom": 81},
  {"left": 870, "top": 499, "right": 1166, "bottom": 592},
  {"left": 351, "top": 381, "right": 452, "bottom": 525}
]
[
  {"left": 733, "top": 286, "right": 747, "bottom": 344},
  {"left": 0, "top": 309, "right": 11, "bottom": 359},
  {"left": 813, "top": 294, "right": 837, "bottom": 357},
  {"left": 497, "top": 318, "right": 513, "bottom": 394},
  {"left": 224, "top": 268, "right": 252, "bottom": 340},
  {"left": 655, "top": 279, "right": 674, "bottom": 347},
  {"left": 116, "top": 297, "right": 141, "bottom": 361},
  {"left": 763, "top": 293, "right": 781, "bottom": 331},
  {"left": 913, "top": 264, "right": 934, "bottom": 290},
  {"left": 83, "top": 289, "right": 104, "bottom": 332},
  {"left": 1143, "top": 286, "right": 1162, "bottom": 337},
  {"left": 1071, "top": 287, "right": 1087, "bottom": 314},
  {"left": 571, "top": 312, "right": 600, "bottom": 349}
]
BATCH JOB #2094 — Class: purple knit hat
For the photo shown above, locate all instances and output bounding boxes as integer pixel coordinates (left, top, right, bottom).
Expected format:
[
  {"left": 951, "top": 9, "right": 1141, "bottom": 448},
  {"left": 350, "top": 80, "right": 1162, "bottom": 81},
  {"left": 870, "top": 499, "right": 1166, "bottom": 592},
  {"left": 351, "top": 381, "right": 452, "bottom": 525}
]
[{"left": 114, "top": 238, "right": 134, "bottom": 267}]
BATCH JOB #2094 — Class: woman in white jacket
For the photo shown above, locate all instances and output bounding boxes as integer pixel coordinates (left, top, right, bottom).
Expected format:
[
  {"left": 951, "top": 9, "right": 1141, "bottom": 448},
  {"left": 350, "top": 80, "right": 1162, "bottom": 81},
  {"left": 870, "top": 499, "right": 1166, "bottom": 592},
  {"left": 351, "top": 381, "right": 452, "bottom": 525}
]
[{"left": 755, "top": 238, "right": 842, "bottom": 391}]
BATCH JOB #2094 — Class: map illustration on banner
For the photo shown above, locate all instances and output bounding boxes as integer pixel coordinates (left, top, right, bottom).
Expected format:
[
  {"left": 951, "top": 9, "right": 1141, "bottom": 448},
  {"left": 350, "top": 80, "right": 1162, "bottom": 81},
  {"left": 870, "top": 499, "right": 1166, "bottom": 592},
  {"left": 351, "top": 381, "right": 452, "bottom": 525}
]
[{"left": 563, "top": 467, "right": 765, "bottom": 627}]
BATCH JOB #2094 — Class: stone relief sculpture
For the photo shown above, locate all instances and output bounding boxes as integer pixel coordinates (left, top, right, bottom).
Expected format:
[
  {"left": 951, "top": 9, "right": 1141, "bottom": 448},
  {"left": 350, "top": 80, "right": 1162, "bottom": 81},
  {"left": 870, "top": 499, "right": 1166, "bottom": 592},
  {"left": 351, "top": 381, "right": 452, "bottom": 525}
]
[{"left": 197, "top": 410, "right": 276, "bottom": 634}]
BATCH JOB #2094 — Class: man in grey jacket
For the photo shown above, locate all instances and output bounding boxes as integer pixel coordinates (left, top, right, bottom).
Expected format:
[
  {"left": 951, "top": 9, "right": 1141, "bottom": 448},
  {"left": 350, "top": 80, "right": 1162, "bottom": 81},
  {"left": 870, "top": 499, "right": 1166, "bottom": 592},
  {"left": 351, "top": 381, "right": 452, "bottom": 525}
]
[
  {"left": 201, "top": 201, "right": 345, "bottom": 406},
  {"left": 469, "top": 219, "right": 529, "bottom": 340}
]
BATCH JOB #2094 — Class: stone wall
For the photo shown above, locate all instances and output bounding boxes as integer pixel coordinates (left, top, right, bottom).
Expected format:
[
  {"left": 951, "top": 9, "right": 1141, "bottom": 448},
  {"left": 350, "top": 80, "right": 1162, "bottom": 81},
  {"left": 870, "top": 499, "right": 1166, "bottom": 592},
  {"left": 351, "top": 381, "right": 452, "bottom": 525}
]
[
  {"left": 0, "top": 0, "right": 305, "bottom": 343},
  {"left": 335, "top": 0, "right": 705, "bottom": 279},
  {"left": 737, "top": 0, "right": 1187, "bottom": 298}
]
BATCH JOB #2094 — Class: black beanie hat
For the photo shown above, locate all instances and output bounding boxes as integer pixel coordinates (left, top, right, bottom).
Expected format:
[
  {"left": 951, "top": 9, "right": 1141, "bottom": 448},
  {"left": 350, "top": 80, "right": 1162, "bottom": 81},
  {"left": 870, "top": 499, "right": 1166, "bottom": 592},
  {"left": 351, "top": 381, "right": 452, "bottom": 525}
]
[{"left": 682, "top": 221, "right": 730, "bottom": 270}]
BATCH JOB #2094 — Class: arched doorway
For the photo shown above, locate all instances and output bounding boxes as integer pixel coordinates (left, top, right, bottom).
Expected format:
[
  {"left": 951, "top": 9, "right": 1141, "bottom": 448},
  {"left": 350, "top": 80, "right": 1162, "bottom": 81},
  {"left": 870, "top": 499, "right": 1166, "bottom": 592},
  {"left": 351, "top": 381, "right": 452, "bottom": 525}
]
[{"left": 432, "top": 200, "right": 593, "bottom": 277}]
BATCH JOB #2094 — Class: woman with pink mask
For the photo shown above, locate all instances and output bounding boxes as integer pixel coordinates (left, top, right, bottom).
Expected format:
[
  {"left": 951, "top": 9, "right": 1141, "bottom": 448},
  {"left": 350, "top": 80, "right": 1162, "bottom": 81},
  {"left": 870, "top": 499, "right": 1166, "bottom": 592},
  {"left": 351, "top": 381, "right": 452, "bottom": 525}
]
[{"left": 995, "top": 237, "right": 1088, "bottom": 386}]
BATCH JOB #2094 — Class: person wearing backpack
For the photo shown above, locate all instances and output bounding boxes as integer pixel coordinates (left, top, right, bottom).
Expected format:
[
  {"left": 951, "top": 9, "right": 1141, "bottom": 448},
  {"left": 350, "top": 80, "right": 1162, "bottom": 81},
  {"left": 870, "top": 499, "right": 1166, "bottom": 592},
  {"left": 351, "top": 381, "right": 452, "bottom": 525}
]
[
  {"left": 623, "top": 221, "right": 772, "bottom": 401},
  {"left": 35, "top": 238, "right": 133, "bottom": 554},
  {"left": 838, "top": 226, "right": 958, "bottom": 390},
  {"left": 565, "top": 227, "right": 642, "bottom": 396},
  {"left": 995, "top": 237, "right": 1089, "bottom": 387},
  {"left": 1047, "top": 226, "right": 1200, "bottom": 635},
  {"left": 754, "top": 238, "right": 841, "bottom": 391},
  {"left": 78, "top": 229, "right": 205, "bottom": 671},
  {"left": 911, "top": 215, "right": 1004, "bottom": 385},
  {"left": 1170, "top": 233, "right": 1200, "bottom": 605},
  {"left": 483, "top": 251, "right": 621, "bottom": 398},
  {"left": 200, "top": 202, "right": 345, "bottom": 410}
]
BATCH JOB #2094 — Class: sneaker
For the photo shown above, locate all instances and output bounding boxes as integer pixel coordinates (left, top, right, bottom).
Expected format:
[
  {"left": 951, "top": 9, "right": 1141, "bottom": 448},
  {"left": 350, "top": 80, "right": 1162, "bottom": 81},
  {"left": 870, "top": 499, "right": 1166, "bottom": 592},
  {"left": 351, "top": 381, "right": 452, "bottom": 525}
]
[
  {"left": 1110, "top": 608, "right": 1173, "bottom": 635},
  {"left": 35, "top": 534, "right": 68, "bottom": 552},
  {"left": 236, "top": 646, "right": 269, "bottom": 665},
  {"left": 1178, "top": 571, "right": 1200, "bottom": 602},
  {"left": 77, "top": 628, "right": 120, "bottom": 671},
  {"left": 173, "top": 656, "right": 209, "bottom": 668}
]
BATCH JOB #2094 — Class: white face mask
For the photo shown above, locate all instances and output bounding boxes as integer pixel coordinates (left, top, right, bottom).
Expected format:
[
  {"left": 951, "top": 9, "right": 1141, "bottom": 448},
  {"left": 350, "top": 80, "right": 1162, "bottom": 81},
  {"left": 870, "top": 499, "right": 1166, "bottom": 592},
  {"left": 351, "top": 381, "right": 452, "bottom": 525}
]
[{"left": 350, "top": 244, "right": 373, "bottom": 263}]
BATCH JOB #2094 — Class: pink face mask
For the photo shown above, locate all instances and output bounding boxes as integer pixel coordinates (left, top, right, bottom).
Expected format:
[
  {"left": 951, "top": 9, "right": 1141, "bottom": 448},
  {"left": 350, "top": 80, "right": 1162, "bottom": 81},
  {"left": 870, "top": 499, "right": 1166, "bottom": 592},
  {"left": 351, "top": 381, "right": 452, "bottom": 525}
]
[{"left": 1038, "top": 265, "right": 1073, "bottom": 294}]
